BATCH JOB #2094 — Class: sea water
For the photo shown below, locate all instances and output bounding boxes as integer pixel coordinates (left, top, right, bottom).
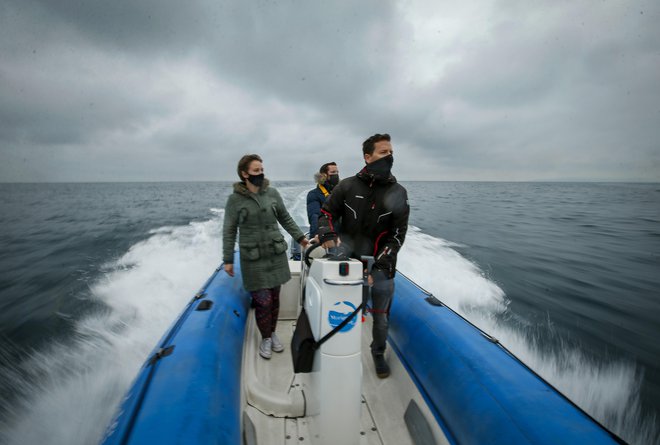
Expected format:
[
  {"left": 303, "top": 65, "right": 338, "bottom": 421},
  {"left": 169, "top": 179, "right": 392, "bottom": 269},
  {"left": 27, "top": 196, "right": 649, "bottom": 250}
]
[{"left": 0, "top": 181, "right": 658, "bottom": 444}]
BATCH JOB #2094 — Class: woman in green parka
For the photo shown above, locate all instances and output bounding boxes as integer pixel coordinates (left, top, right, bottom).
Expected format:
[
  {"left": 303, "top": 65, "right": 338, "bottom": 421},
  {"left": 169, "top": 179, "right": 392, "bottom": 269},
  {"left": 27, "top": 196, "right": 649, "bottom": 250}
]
[{"left": 223, "top": 154, "right": 309, "bottom": 360}]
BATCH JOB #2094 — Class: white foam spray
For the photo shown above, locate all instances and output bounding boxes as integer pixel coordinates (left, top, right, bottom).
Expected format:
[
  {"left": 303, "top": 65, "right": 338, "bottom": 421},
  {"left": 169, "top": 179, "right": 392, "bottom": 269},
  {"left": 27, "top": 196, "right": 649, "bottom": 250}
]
[{"left": 0, "top": 213, "right": 224, "bottom": 445}]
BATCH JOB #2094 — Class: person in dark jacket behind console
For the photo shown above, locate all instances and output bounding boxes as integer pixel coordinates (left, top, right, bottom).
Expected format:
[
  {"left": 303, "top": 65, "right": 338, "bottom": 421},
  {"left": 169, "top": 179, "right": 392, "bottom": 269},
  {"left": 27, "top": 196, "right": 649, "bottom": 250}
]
[
  {"left": 306, "top": 161, "right": 339, "bottom": 239},
  {"left": 317, "top": 133, "right": 409, "bottom": 378}
]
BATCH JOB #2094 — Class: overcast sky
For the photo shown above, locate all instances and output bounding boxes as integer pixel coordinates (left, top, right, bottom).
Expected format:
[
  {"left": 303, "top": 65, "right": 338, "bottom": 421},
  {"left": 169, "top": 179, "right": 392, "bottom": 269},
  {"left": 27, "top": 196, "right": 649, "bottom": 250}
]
[{"left": 1, "top": 0, "right": 659, "bottom": 182}]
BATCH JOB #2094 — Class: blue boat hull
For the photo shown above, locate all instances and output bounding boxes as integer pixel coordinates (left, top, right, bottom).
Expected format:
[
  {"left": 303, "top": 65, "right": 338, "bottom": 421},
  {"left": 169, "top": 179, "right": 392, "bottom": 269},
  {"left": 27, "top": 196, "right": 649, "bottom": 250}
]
[
  {"left": 101, "top": 265, "right": 251, "bottom": 445},
  {"left": 389, "top": 274, "right": 624, "bottom": 445},
  {"left": 101, "top": 263, "right": 624, "bottom": 445}
]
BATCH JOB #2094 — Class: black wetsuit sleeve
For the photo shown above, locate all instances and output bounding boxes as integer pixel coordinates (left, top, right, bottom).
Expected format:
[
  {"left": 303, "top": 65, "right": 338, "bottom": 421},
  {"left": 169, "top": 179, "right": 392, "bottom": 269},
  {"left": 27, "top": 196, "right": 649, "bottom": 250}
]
[{"left": 374, "top": 186, "right": 410, "bottom": 275}]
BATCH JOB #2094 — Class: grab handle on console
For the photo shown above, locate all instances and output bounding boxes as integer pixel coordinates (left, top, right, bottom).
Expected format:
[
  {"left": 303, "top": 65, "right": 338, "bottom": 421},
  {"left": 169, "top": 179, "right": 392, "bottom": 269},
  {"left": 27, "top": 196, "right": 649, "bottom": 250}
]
[{"left": 323, "top": 279, "right": 363, "bottom": 286}]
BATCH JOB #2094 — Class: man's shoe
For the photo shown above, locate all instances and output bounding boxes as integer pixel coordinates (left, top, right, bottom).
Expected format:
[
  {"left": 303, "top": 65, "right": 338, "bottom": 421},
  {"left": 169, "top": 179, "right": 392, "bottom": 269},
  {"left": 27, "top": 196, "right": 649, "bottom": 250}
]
[
  {"left": 259, "top": 338, "right": 272, "bottom": 359},
  {"left": 271, "top": 332, "right": 284, "bottom": 353},
  {"left": 372, "top": 353, "right": 390, "bottom": 378}
]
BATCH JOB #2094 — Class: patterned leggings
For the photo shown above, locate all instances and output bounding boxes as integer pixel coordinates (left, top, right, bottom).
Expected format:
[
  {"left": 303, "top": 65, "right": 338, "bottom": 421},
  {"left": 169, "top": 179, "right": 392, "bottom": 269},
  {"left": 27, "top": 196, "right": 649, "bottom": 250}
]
[{"left": 250, "top": 286, "right": 281, "bottom": 339}]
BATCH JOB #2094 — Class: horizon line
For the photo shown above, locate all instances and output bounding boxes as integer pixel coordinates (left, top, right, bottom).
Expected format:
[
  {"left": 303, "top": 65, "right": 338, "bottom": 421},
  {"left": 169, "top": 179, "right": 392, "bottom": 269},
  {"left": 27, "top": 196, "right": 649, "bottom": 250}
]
[{"left": 1, "top": 179, "right": 659, "bottom": 185}]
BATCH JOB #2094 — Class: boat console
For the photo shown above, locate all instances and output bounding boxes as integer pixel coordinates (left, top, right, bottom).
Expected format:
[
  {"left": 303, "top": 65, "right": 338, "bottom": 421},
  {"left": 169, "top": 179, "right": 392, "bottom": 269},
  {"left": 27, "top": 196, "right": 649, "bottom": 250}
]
[{"left": 302, "top": 255, "right": 364, "bottom": 445}]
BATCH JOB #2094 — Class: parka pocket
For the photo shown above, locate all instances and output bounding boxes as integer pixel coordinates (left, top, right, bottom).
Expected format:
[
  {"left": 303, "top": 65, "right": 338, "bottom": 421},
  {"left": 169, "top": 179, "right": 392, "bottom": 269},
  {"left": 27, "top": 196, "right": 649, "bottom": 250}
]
[
  {"left": 272, "top": 237, "right": 288, "bottom": 255},
  {"left": 238, "top": 208, "right": 249, "bottom": 224},
  {"left": 240, "top": 243, "right": 260, "bottom": 261}
]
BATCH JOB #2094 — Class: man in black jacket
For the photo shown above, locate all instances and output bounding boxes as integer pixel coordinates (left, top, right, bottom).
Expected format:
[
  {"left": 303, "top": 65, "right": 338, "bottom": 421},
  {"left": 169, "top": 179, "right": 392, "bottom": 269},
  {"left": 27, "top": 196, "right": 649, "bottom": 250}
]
[{"left": 318, "top": 133, "right": 409, "bottom": 378}]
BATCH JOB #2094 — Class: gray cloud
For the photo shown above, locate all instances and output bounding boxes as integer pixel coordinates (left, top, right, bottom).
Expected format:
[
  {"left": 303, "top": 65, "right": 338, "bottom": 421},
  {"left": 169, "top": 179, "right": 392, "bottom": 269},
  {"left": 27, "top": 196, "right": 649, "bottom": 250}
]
[{"left": 1, "top": 0, "right": 659, "bottom": 182}]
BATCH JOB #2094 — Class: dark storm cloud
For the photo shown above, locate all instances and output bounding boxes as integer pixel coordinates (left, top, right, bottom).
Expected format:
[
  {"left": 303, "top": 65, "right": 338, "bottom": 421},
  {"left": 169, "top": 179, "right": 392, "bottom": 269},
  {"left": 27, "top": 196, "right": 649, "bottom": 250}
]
[
  {"left": 0, "top": 0, "right": 658, "bottom": 182},
  {"left": 17, "top": 0, "right": 208, "bottom": 52},
  {"left": 13, "top": 0, "right": 400, "bottom": 107},
  {"left": 0, "top": 1, "right": 185, "bottom": 149},
  {"left": 0, "top": 0, "right": 404, "bottom": 181}
]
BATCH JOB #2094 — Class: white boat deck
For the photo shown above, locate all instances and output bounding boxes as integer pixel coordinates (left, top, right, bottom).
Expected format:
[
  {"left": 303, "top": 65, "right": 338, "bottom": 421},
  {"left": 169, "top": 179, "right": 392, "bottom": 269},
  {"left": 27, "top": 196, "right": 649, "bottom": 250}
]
[{"left": 240, "top": 307, "right": 450, "bottom": 445}]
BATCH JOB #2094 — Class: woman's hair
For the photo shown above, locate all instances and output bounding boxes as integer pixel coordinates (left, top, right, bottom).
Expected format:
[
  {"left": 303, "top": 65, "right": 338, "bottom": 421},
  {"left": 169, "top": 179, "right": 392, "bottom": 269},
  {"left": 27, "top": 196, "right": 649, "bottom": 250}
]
[{"left": 237, "top": 154, "right": 262, "bottom": 181}]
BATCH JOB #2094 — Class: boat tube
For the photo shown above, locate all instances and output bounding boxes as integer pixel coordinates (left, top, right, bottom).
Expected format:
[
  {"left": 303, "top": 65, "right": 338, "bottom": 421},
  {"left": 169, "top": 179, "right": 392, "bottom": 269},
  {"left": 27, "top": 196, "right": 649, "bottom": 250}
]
[
  {"left": 388, "top": 274, "right": 626, "bottom": 445},
  {"left": 100, "top": 264, "right": 250, "bottom": 445}
]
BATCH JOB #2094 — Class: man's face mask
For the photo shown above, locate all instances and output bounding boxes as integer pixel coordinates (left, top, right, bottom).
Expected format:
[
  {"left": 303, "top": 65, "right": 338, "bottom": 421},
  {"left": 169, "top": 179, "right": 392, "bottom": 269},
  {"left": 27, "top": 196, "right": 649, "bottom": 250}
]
[
  {"left": 326, "top": 173, "right": 340, "bottom": 190},
  {"left": 366, "top": 155, "right": 393, "bottom": 177}
]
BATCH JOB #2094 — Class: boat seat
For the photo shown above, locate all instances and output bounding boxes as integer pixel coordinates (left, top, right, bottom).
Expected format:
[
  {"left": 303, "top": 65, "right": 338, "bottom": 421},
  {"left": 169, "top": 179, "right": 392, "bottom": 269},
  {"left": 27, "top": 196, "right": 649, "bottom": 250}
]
[
  {"left": 241, "top": 311, "right": 448, "bottom": 445},
  {"left": 243, "top": 309, "right": 305, "bottom": 418}
]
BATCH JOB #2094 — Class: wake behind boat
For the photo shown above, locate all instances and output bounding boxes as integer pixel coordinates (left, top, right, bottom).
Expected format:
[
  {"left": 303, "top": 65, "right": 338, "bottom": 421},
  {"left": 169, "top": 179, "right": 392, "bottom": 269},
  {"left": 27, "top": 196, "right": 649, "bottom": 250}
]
[{"left": 100, "top": 244, "right": 627, "bottom": 445}]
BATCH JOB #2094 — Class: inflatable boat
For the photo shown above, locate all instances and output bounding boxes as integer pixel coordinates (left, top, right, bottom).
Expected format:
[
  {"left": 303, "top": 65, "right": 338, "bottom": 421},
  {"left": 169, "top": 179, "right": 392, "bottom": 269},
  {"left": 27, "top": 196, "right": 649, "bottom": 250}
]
[{"left": 100, "top": 245, "right": 627, "bottom": 445}]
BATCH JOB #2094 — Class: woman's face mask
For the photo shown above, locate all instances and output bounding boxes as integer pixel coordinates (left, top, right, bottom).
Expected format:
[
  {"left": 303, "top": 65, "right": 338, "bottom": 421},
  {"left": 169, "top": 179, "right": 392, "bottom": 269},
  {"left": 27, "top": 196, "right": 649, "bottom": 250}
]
[{"left": 247, "top": 173, "right": 265, "bottom": 187}]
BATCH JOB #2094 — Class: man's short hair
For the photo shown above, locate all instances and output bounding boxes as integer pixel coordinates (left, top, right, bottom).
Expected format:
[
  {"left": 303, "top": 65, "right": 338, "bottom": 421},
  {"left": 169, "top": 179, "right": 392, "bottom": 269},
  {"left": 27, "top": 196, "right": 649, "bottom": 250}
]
[
  {"left": 319, "top": 162, "right": 337, "bottom": 175},
  {"left": 237, "top": 154, "right": 262, "bottom": 181},
  {"left": 362, "top": 133, "right": 391, "bottom": 155}
]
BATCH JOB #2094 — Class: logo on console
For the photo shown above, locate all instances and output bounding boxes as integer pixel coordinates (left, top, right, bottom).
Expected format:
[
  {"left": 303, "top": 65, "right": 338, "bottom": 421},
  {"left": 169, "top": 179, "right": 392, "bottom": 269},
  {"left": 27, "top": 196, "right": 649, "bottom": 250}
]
[{"left": 328, "top": 301, "right": 358, "bottom": 333}]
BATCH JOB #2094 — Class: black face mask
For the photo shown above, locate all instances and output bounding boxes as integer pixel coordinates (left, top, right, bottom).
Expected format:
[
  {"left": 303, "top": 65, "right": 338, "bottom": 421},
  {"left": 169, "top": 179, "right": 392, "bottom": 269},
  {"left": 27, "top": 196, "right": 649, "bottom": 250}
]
[
  {"left": 325, "top": 174, "right": 339, "bottom": 190},
  {"left": 247, "top": 173, "right": 265, "bottom": 188},
  {"left": 366, "top": 155, "right": 393, "bottom": 177}
]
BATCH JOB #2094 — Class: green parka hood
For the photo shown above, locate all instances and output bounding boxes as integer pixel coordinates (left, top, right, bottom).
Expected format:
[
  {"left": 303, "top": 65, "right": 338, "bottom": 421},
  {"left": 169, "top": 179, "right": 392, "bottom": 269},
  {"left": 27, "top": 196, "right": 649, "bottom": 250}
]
[{"left": 232, "top": 178, "right": 271, "bottom": 196}]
